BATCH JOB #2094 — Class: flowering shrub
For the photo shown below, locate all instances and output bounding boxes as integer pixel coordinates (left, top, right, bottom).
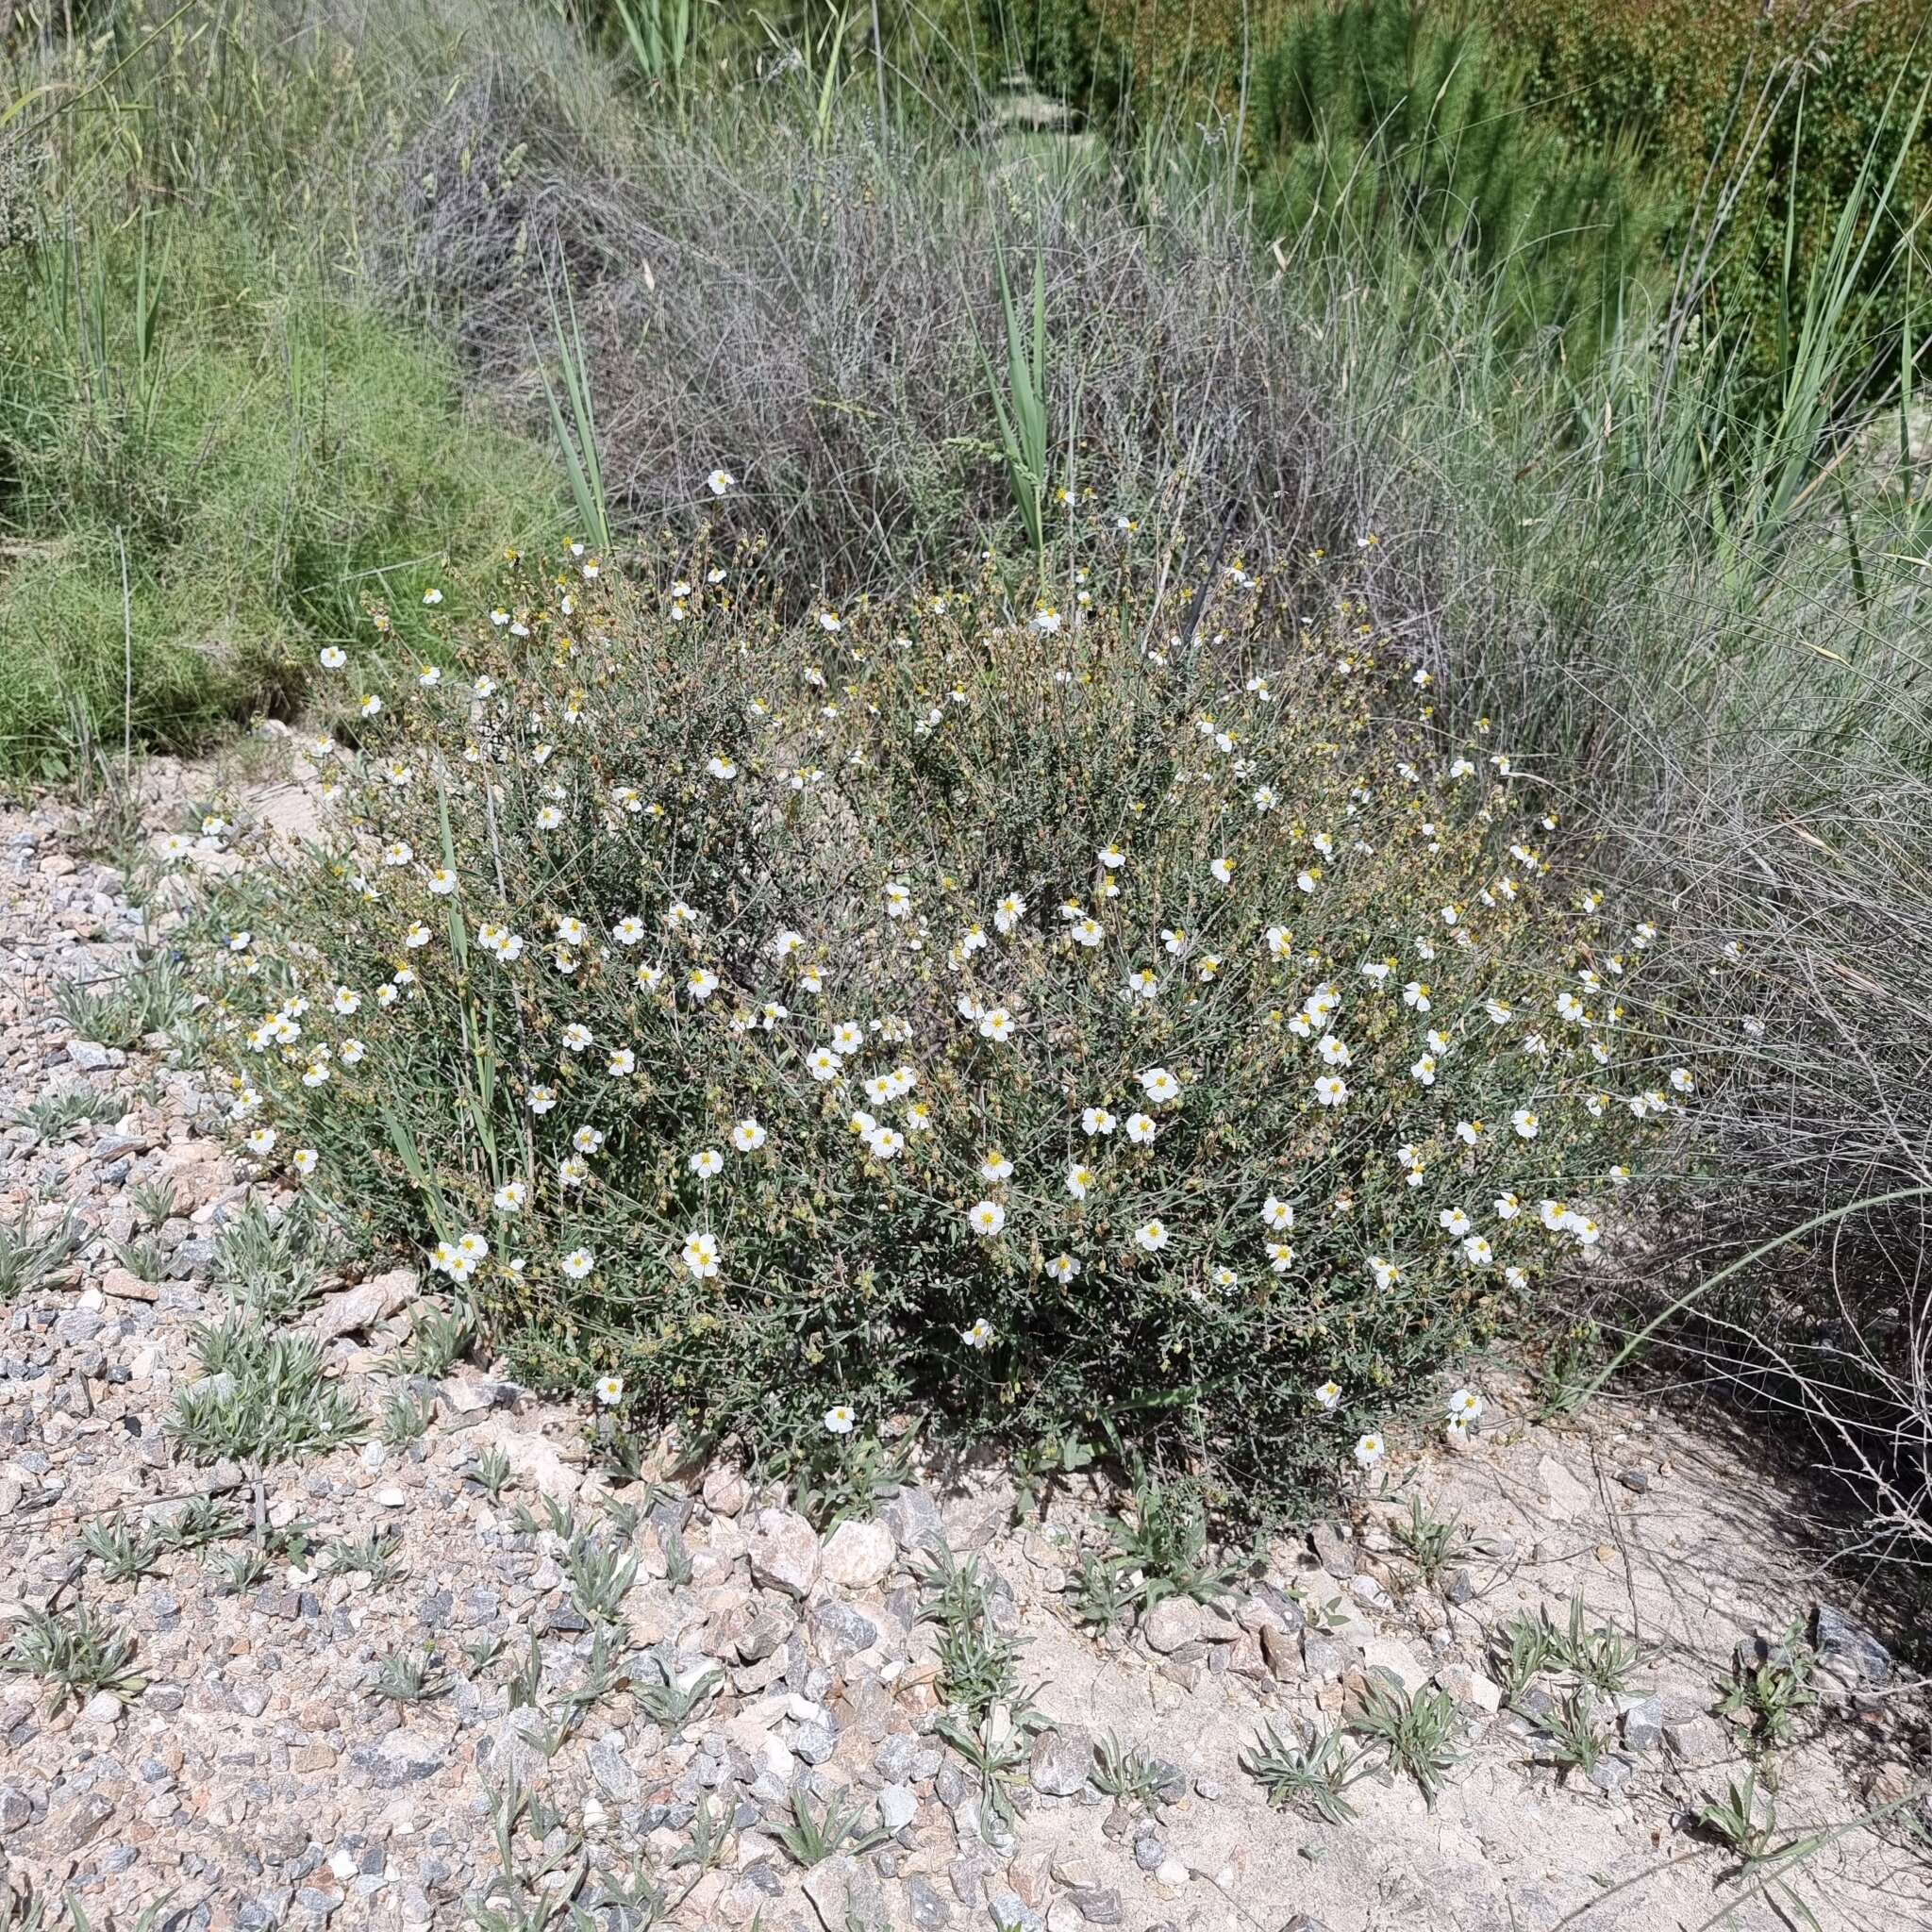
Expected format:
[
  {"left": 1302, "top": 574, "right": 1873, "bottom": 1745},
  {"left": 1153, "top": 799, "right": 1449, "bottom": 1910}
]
[{"left": 201, "top": 544, "right": 1692, "bottom": 1515}]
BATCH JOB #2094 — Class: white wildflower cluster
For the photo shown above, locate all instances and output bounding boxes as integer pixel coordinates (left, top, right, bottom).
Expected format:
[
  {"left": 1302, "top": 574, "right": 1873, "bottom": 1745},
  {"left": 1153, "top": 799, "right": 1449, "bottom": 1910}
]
[{"left": 205, "top": 543, "right": 1693, "bottom": 1507}]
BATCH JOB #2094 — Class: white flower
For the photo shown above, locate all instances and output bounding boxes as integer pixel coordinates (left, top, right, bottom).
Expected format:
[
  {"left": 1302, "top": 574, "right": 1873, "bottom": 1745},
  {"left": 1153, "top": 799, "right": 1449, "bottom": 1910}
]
[
  {"left": 1314, "top": 1380, "right": 1342, "bottom": 1411},
  {"left": 681, "top": 1230, "right": 721, "bottom": 1278},
  {"left": 690, "top": 1148, "right": 724, "bottom": 1178},
  {"left": 824, "top": 1403, "right": 856, "bottom": 1435},
  {"left": 595, "top": 1374, "right": 625, "bottom": 1406},
  {"left": 978, "top": 1006, "right": 1016, "bottom": 1043},
  {"left": 1267, "top": 1241, "right": 1295, "bottom": 1274},
  {"left": 493, "top": 1180, "right": 526, "bottom": 1212},
  {"left": 708, "top": 467, "right": 736, "bottom": 495},
  {"left": 1439, "top": 1206, "right": 1472, "bottom": 1238},
  {"left": 1047, "top": 1253, "right": 1081, "bottom": 1284},
  {"left": 993, "top": 892, "right": 1026, "bottom": 934},
  {"left": 422, "top": 587, "right": 443, "bottom": 606},
  {"left": 529, "top": 1085, "right": 558, "bottom": 1115},
  {"left": 319, "top": 645, "right": 347, "bottom": 670},
  {"left": 1081, "top": 1106, "right": 1116, "bottom": 1138},
  {"left": 1068, "top": 916, "right": 1104, "bottom": 948},
  {"left": 244, "top": 1126, "right": 277, "bottom": 1156},
  {"left": 960, "top": 1318, "right": 994, "bottom": 1350},
  {"left": 686, "top": 967, "right": 720, "bottom": 1001},
  {"left": 707, "top": 755, "right": 739, "bottom": 780},
  {"left": 607, "top": 1047, "right": 636, "bottom": 1076},
  {"left": 884, "top": 881, "right": 912, "bottom": 919},
  {"left": 1402, "top": 980, "right": 1432, "bottom": 1013},
  {"left": 1210, "top": 857, "right": 1234, "bottom": 886},
  {"left": 732, "top": 1118, "right": 768, "bottom": 1152},
  {"left": 1313, "top": 1074, "right": 1349, "bottom": 1108},
  {"left": 291, "top": 1148, "right": 318, "bottom": 1176},
  {"left": 1462, "top": 1234, "right": 1493, "bottom": 1267},
  {"left": 867, "top": 1126, "right": 906, "bottom": 1159},
  {"left": 1511, "top": 1108, "right": 1541, "bottom": 1140},
  {"left": 1353, "top": 1433, "right": 1386, "bottom": 1469},
  {"left": 1369, "top": 1256, "right": 1400, "bottom": 1291},
  {"left": 561, "top": 1247, "right": 594, "bottom": 1279},
  {"left": 980, "top": 1151, "right": 1013, "bottom": 1181},
  {"left": 1448, "top": 1388, "right": 1485, "bottom": 1422},
  {"left": 1133, "top": 1219, "right": 1170, "bottom": 1253},
  {"left": 1124, "top": 1112, "right": 1157, "bottom": 1145},
  {"left": 967, "top": 1200, "right": 1007, "bottom": 1237},
  {"left": 1261, "top": 1195, "right": 1295, "bottom": 1232},
  {"left": 1138, "top": 1066, "right": 1181, "bottom": 1104},
  {"left": 1065, "top": 1164, "right": 1095, "bottom": 1201}
]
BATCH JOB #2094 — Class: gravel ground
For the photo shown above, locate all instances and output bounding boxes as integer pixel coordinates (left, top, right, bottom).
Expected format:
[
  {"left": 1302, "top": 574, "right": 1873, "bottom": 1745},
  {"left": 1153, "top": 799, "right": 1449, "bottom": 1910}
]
[{"left": 2, "top": 762, "right": 1927, "bottom": 1932}]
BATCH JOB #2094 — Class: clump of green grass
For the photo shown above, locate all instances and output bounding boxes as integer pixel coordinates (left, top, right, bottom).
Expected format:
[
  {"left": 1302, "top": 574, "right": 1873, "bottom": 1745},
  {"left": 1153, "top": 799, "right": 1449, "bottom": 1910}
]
[
  {"left": 12, "top": 1089, "right": 122, "bottom": 1144},
  {"left": 1242, "top": 1719, "right": 1368, "bottom": 1824},
  {"left": 168, "top": 1316, "right": 365, "bottom": 1464},
  {"left": 0, "top": 213, "right": 560, "bottom": 776},
  {"left": 1, "top": 1606, "right": 145, "bottom": 1712},
  {"left": 0, "top": 1206, "right": 77, "bottom": 1300}
]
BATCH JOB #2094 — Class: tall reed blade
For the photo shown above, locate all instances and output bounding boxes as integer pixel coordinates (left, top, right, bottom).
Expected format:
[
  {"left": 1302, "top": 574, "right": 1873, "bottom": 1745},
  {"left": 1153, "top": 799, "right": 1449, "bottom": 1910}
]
[{"left": 539, "top": 272, "right": 611, "bottom": 556}]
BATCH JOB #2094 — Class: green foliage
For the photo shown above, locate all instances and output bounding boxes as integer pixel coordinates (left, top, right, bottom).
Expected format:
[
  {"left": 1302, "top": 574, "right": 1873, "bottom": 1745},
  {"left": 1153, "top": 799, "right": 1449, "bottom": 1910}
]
[
  {"left": 1242, "top": 1718, "right": 1368, "bottom": 1824},
  {"left": 213, "top": 1195, "right": 336, "bottom": 1322},
  {"left": 773, "top": 1786, "right": 889, "bottom": 1868},
  {"left": 373, "top": 1646, "right": 451, "bottom": 1703},
  {"left": 78, "top": 1515, "right": 163, "bottom": 1584},
  {"left": 0, "top": 8, "right": 567, "bottom": 775},
  {"left": 53, "top": 956, "right": 192, "bottom": 1048},
  {"left": 1716, "top": 1622, "right": 1818, "bottom": 1750},
  {"left": 12, "top": 1088, "right": 121, "bottom": 1143},
  {"left": 1391, "top": 1492, "right": 1469, "bottom": 1587},
  {"left": 1074, "top": 1471, "right": 1242, "bottom": 1628},
  {"left": 1091, "top": 1732, "right": 1175, "bottom": 1808},
  {"left": 169, "top": 1316, "right": 367, "bottom": 1463},
  {"left": 1246, "top": 1, "right": 1673, "bottom": 365},
  {"left": 1487, "top": 0, "right": 1932, "bottom": 397},
  {"left": 1, "top": 1606, "right": 145, "bottom": 1712},
  {"left": 1347, "top": 1675, "right": 1461, "bottom": 1807},
  {"left": 0, "top": 1204, "right": 76, "bottom": 1299}
]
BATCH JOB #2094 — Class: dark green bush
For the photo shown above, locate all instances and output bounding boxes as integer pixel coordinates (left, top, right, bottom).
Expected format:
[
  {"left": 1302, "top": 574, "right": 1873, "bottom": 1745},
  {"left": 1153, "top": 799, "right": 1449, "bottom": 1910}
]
[{"left": 1246, "top": 2, "right": 1672, "bottom": 361}]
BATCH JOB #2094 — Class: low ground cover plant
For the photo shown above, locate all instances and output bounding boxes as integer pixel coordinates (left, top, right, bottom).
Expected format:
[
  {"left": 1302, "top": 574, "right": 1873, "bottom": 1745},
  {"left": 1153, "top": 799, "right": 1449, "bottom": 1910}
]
[{"left": 191, "top": 538, "right": 1691, "bottom": 1515}]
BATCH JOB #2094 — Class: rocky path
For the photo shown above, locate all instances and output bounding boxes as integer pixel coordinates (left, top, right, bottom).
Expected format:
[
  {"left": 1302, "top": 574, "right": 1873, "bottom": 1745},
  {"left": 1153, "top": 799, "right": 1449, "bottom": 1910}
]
[{"left": 2, "top": 760, "right": 1927, "bottom": 1932}]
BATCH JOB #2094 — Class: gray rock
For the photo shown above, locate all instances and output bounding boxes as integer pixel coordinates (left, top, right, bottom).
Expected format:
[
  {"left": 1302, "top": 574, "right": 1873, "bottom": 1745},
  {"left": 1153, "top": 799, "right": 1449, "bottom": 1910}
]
[
  {"left": 737, "top": 1608, "right": 792, "bottom": 1662},
  {"left": 906, "top": 1875, "right": 952, "bottom": 1929},
  {"left": 810, "top": 1601, "right": 879, "bottom": 1662},
  {"left": 1301, "top": 1634, "right": 1348, "bottom": 1683},
  {"left": 883, "top": 1486, "right": 944, "bottom": 1555},
  {"left": 1618, "top": 1694, "right": 1663, "bottom": 1755},
  {"left": 1071, "top": 1890, "right": 1122, "bottom": 1924},
  {"left": 1028, "top": 1724, "right": 1095, "bottom": 1798},
  {"left": 793, "top": 1722, "right": 838, "bottom": 1766},
  {"left": 878, "top": 1782, "right": 919, "bottom": 1833},
  {"left": 1586, "top": 1752, "right": 1635, "bottom": 1796},
  {"left": 587, "top": 1735, "right": 640, "bottom": 1802},
  {"left": 1132, "top": 1834, "right": 1167, "bottom": 1873},
  {"left": 1310, "top": 1523, "right": 1356, "bottom": 1578},
  {"left": 1141, "top": 1598, "right": 1203, "bottom": 1655},
  {"left": 749, "top": 1509, "right": 821, "bottom": 1599},
  {"left": 988, "top": 1891, "right": 1043, "bottom": 1932},
  {"left": 803, "top": 1854, "right": 888, "bottom": 1932}
]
